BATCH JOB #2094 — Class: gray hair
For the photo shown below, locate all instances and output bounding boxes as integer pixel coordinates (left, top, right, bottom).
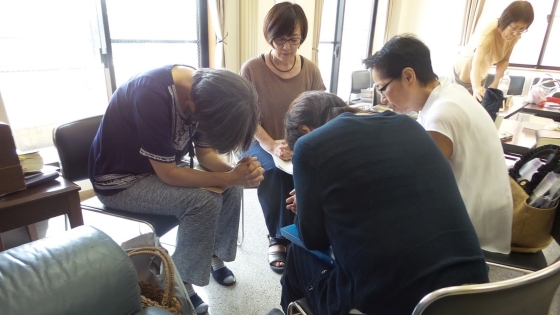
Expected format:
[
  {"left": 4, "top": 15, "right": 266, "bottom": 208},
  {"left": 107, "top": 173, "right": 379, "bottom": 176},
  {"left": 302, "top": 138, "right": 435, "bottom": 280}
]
[{"left": 191, "top": 68, "right": 259, "bottom": 154}]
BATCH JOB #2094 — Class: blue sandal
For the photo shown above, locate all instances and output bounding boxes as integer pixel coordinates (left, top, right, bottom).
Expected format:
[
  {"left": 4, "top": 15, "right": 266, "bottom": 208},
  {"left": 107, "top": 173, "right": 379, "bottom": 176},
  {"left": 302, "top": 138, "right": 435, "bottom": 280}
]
[
  {"left": 189, "top": 293, "right": 208, "bottom": 315},
  {"left": 211, "top": 266, "right": 236, "bottom": 286}
]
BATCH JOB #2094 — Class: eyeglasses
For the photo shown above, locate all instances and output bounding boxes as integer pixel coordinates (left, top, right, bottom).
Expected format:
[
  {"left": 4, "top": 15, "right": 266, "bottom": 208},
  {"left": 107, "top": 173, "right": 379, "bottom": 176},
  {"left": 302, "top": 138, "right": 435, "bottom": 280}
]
[
  {"left": 375, "top": 78, "right": 395, "bottom": 95},
  {"left": 507, "top": 25, "right": 528, "bottom": 36},
  {"left": 273, "top": 37, "right": 301, "bottom": 46}
]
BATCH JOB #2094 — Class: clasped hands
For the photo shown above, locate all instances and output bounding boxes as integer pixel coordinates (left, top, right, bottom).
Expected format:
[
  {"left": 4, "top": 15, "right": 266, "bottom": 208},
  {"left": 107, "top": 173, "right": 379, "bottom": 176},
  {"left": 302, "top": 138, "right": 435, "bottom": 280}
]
[{"left": 230, "top": 156, "right": 264, "bottom": 187}]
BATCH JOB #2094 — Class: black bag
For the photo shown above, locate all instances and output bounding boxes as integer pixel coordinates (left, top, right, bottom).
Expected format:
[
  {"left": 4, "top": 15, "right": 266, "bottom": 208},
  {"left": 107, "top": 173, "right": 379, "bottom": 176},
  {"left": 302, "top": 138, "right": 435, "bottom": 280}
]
[{"left": 509, "top": 144, "right": 560, "bottom": 195}]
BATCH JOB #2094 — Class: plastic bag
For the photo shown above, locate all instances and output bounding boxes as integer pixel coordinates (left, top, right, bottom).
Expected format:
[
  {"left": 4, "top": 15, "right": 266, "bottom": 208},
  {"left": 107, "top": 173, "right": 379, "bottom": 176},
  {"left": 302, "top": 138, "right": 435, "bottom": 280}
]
[{"left": 527, "top": 74, "right": 560, "bottom": 105}]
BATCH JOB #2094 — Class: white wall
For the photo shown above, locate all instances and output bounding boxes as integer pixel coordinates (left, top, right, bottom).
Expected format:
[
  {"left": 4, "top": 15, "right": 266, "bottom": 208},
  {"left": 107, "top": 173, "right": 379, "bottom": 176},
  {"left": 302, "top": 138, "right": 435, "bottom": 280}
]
[{"left": 386, "top": 0, "right": 467, "bottom": 78}]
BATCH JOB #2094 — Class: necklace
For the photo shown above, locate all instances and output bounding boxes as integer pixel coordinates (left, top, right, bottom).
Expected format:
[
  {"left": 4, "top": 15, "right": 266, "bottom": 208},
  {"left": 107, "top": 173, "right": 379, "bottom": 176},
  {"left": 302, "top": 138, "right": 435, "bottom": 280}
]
[{"left": 269, "top": 50, "right": 296, "bottom": 73}]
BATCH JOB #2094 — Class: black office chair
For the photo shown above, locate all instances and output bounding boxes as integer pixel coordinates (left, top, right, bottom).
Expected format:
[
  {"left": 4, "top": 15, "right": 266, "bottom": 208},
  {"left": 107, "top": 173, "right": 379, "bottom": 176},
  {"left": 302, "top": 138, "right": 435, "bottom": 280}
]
[
  {"left": 411, "top": 258, "right": 560, "bottom": 315},
  {"left": 485, "top": 74, "right": 526, "bottom": 95},
  {"left": 52, "top": 115, "right": 179, "bottom": 237},
  {"left": 348, "top": 69, "right": 376, "bottom": 105}
]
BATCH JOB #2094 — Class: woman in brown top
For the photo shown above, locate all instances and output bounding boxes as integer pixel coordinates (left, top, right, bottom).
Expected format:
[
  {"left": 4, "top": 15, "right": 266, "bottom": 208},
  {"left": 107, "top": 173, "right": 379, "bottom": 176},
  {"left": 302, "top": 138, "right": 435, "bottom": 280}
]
[
  {"left": 240, "top": 1, "right": 325, "bottom": 273},
  {"left": 454, "top": 1, "right": 533, "bottom": 101}
]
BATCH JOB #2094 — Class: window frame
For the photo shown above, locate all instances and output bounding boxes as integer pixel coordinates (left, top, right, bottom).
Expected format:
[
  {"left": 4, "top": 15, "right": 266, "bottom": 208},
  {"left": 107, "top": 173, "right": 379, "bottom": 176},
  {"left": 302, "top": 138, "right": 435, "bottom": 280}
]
[
  {"left": 0, "top": 0, "right": 208, "bottom": 155},
  {"left": 509, "top": 0, "right": 560, "bottom": 70},
  {"left": 319, "top": 0, "right": 377, "bottom": 94},
  {"left": 100, "top": 0, "right": 209, "bottom": 94}
]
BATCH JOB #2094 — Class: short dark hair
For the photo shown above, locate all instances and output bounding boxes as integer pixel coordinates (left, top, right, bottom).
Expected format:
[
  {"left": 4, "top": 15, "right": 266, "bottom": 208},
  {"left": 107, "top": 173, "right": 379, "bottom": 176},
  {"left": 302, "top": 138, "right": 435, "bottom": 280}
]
[
  {"left": 498, "top": 1, "right": 534, "bottom": 30},
  {"left": 191, "top": 68, "right": 259, "bottom": 154},
  {"left": 285, "top": 91, "right": 361, "bottom": 150},
  {"left": 263, "top": 2, "right": 308, "bottom": 46},
  {"left": 362, "top": 34, "right": 438, "bottom": 87}
]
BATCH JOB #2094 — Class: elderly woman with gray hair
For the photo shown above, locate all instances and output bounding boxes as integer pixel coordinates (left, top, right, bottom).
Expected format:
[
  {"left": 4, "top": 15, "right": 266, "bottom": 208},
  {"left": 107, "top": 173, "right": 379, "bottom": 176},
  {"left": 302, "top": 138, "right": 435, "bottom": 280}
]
[{"left": 88, "top": 65, "right": 264, "bottom": 314}]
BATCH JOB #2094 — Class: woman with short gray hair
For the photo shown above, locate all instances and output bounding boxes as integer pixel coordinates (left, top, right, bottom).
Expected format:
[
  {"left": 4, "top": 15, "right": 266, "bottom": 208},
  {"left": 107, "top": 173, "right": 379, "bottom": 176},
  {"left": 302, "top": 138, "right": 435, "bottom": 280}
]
[{"left": 88, "top": 65, "right": 264, "bottom": 314}]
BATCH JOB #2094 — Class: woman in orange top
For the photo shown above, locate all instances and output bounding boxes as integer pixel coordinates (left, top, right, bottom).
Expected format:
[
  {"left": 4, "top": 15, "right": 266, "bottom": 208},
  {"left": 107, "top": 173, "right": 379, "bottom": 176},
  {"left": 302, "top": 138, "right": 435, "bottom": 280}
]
[{"left": 454, "top": 1, "right": 534, "bottom": 101}]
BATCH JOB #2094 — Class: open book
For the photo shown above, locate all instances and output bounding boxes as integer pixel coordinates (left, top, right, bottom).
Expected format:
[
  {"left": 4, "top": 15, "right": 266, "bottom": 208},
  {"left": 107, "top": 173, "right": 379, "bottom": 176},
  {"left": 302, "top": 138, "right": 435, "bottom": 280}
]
[{"left": 259, "top": 141, "right": 293, "bottom": 175}]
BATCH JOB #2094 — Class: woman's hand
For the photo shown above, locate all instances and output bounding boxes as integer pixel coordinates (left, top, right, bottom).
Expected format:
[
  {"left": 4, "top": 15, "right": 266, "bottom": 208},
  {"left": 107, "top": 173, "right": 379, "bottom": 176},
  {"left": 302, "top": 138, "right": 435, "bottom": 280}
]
[
  {"left": 272, "top": 140, "right": 293, "bottom": 161},
  {"left": 473, "top": 86, "right": 486, "bottom": 102},
  {"left": 286, "top": 189, "right": 297, "bottom": 214},
  {"left": 230, "top": 156, "right": 264, "bottom": 187}
]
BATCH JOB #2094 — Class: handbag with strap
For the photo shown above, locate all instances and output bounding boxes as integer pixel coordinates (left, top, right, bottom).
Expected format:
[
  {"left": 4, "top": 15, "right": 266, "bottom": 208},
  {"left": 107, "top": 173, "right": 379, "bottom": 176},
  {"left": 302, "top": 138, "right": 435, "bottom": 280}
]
[
  {"left": 122, "top": 233, "right": 195, "bottom": 315},
  {"left": 508, "top": 145, "right": 560, "bottom": 253},
  {"left": 128, "top": 247, "right": 183, "bottom": 315}
]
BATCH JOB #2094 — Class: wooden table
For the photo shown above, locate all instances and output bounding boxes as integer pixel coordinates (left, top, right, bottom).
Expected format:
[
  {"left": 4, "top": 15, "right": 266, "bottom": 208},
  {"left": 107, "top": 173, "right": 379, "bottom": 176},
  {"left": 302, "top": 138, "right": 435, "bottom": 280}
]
[
  {"left": 499, "top": 119, "right": 537, "bottom": 155},
  {"left": 0, "top": 177, "right": 82, "bottom": 250},
  {"left": 520, "top": 103, "right": 560, "bottom": 121},
  {"left": 498, "top": 96, "right": 529, "bottom": 119}
]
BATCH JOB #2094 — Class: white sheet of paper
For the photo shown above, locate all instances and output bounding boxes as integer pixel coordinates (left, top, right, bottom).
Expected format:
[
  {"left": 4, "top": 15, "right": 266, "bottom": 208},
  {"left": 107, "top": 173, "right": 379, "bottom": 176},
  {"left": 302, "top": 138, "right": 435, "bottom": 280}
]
[{"left": 259, "top": 141, "right": 293, "bottom": 175}]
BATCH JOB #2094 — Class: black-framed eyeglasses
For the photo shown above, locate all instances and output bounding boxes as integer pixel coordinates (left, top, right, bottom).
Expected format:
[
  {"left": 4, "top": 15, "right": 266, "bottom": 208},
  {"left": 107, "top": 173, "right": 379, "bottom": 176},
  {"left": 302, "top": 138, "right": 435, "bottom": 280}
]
[
  {"left": 273, "top": 37, "right": 301, "bottom": 46},
  {"left": 376, "top": 78, "right": 394, "bottom": 95}
]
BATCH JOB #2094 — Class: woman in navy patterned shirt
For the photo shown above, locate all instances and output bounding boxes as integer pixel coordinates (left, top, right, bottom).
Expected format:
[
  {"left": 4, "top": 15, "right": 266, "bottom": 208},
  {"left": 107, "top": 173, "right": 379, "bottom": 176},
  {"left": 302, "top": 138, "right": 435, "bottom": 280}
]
[{"left": 89, "top": 65, "right": 264, "bottom": 314}]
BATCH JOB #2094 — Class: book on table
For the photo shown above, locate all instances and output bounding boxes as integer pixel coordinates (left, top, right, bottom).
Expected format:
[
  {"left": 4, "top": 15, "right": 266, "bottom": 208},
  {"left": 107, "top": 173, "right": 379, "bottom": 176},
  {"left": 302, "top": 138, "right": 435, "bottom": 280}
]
[
  {"left": 280, "top": 224, "right": 335, "bottom": 266},
  {"left": 536, "top": 129, "right": 560, "bottom": 147},
  {"left": 25, "top": 170, "right": 59, "bottom": 188},
  {"left": 17, "top": 150, "right": 43, "bottom": 174}
]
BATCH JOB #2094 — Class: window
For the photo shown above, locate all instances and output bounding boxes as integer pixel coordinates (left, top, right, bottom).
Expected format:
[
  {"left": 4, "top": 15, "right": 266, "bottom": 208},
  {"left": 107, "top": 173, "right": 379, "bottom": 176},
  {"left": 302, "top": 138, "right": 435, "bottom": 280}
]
[
  {"left": 105, "top": 0, "right": 207, "bottom": 86},
  {"left": 479, "top": 0, "right": 559, "bottom": 69},
  {"left": 0, "top": 0, "right": 108, "bottom": 154},
  {"left": 0, "top": 0, "right": 207, "bottom": 156},
  {"left": 318, "top": 0, "right": 377, "bottom": 96}
]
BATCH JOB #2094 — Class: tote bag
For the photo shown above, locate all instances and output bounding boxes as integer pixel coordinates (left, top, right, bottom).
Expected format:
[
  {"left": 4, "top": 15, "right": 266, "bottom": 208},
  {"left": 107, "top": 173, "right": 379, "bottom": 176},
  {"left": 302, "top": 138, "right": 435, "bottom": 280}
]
[
  {"left": 509, "top": 145, "right": 560, "bottom": 252},
  {"left": 121, "top": 233, "right": 196, "bottom": 315}
]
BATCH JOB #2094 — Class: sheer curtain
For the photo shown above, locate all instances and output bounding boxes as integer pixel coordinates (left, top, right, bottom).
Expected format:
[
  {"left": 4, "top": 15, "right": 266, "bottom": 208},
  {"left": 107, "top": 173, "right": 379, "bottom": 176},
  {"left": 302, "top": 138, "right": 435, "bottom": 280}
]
[
  {"left": 311, "top": 0, "right": 324, "bottom": 64},
  {"left": 460, "top": 0, "right": 486, "bottom": 46},
  {"left": 209, "top": 0, "right": 226, "bottom": 68}
]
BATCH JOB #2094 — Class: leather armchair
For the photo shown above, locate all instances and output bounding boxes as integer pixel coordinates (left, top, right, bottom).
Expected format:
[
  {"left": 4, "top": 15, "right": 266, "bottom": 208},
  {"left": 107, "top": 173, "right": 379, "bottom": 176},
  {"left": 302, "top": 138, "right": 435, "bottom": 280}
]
[{"left": 0, "top": 225, "right": 174, "bottom": 315}]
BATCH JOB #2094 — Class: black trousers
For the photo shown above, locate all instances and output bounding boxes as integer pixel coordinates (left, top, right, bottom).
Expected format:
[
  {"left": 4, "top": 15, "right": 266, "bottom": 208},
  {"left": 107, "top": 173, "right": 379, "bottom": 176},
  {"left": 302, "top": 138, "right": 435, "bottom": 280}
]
[
  {"left": 243, "top": 142, "right": 295, "bottom": 239},
  {"left": 280, "top": 245, "right": 338, "bottom": 314}
]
